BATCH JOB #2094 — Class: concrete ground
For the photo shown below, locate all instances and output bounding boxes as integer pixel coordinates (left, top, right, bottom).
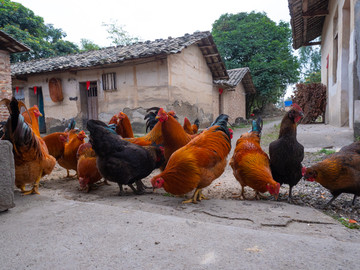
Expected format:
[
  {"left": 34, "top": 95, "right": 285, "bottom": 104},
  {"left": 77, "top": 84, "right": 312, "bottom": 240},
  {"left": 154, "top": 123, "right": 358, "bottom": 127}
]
[{"left": 1, "top": 122, "right": 359, "bottom": 270}]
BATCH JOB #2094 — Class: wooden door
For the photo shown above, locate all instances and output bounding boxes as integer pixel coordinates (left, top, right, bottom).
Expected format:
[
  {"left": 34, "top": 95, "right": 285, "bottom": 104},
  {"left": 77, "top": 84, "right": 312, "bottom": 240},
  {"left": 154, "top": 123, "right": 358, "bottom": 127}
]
[{"left": 87, "top": 82, "right": 98, "bottom": 120}]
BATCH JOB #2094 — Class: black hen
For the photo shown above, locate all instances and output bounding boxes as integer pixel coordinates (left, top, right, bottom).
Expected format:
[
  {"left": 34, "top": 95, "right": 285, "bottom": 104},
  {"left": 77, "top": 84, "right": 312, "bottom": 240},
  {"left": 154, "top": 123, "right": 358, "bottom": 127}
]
[
  {"left": 269, "top": 104, "right": 304, "bottom": 200},
  {"left": 87, "top": 119, "right": 164, "bottom": 195}
]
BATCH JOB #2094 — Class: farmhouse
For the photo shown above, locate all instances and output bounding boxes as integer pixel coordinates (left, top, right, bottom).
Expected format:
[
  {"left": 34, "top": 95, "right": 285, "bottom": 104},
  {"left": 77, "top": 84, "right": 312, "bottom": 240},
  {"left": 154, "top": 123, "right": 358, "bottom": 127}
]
[
  {"left": 10, "top": 31, "right": 256, "bottom": 133},
  {"left": 288, "top": 0, "right": 360, "bottom": 136},
  {"left": 0, "top": 30, "right": 29, "bottom": 120}
]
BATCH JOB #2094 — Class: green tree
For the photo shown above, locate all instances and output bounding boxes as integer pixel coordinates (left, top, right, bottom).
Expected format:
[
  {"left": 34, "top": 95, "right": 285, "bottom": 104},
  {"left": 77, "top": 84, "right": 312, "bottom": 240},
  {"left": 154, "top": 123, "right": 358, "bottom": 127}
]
[
  {"left": 80, "top": 38, "right": 101, "bottom": 51},
  {"left": 298, "top": 45, "right": 321, "bottom": 83},
  {"left": 212, "top": 12, "right": 300, "bottom": 116},
  {"left": 102, "top": 19, "right": 139, "bottom": 46},
  {"left": 0, "top": 0, "right": 79, "bottom": 62}
]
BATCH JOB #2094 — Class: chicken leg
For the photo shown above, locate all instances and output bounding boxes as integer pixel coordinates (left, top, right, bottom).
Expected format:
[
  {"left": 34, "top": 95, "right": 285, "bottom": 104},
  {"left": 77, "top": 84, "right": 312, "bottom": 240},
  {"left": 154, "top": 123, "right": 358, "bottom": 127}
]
[
  {"left": 182, "top": 188, "right": 208, "bottom": 204},
  {"left": 22, "top": 172, "right": 42, "bottom": 195}
]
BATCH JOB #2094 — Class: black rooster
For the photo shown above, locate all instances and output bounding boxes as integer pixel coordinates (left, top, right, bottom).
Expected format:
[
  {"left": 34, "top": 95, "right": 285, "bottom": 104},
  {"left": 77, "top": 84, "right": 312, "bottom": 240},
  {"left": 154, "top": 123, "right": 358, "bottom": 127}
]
[
  {"left": 87, "top": 119, "right": 164, "bottom": 195},
  {"left": 269, "top": 104, "right": 304, "bottom": 200}
]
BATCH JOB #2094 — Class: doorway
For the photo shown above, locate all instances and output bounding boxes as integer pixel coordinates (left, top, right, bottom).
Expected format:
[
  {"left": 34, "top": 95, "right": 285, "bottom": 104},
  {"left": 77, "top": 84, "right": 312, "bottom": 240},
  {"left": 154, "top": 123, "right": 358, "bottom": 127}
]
[
  {"left": 80, "top": 81, "right": 98, "bottom": 127},
  {"left": 29, "top": 86, "right": 46, "bottom": 133}
]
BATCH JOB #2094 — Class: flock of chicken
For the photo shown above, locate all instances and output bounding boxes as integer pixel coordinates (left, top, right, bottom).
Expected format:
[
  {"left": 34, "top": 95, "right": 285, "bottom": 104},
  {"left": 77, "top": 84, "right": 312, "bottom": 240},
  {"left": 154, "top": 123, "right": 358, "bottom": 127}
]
[{"left": 1, "top": 97, "right": 359, "bottom": 206}]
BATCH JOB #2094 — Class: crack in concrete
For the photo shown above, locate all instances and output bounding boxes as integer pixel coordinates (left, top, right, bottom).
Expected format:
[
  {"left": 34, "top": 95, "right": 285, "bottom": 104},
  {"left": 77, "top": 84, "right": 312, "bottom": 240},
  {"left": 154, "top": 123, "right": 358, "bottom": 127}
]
[
  {"left": 191, "top": 210, "right": 254, "bottom": 223},
  {"left": 261, "top": 218, "right": 336, "bottom": 227}
]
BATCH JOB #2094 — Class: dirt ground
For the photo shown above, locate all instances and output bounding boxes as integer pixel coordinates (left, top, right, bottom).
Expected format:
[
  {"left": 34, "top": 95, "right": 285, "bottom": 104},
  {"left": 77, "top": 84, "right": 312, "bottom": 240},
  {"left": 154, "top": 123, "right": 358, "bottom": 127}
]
[{"left": 29, "top": 117, "right": 359, "bottom": 226}]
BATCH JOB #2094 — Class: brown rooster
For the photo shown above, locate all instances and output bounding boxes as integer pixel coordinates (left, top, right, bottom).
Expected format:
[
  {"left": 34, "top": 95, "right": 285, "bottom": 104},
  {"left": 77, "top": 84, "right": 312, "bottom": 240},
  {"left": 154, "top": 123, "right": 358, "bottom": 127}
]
[
  {"left": 303, "top": 150, "right": 360, "bottom": 206},
  {"left": 269, "top": 103, "right": 304, "bottom": 200},
  {"left": 108, "top": 111, "right": 134, "bottom": 138},
  {"left": 124, "top": 108, "right": 163, "bottom": 147},
  {"left": 191, "top": 119, "right": 200, "bottom": 134},
  {"left": 156, "top": 108, "right": 196, "bottom": 163},
  {"left": 22, "top": 105, "right": 42, "bottom": 137},
  {"left": 1, "top": 97, "right": 56, "bottom": 195},
  {"left": 183, "top": 117, "right": 194, "bottom": 135},
  {"left": 151, "top": 114, "right": 232, "bottom": 203},
  {"left": 77, "top": 142, "right": 104, "bottom": 192},
  {"left": 58, "top": 130, "right": 87, "bottom": 178},
  {"left": 43, "top": 132, "right": 69, "bottom": 160},
  {"left": 230, "top": 118, "right": 280, "bottom": 200}
]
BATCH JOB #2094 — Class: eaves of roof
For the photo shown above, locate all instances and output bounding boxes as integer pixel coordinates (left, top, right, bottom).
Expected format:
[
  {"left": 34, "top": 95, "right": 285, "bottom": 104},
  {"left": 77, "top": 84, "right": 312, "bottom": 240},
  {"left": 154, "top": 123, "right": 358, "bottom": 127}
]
[
  {"left": 0, "top": 30, "right": 30, "bottom": 53},
  {"left": 11, "top": 31, "right": 228, "bottom": 80},
  {"left": 288, "top": 0, "right": 329, "bottom": 49},
  {"left": 214, "top": 67, "right": 256, "bottom": 94}
]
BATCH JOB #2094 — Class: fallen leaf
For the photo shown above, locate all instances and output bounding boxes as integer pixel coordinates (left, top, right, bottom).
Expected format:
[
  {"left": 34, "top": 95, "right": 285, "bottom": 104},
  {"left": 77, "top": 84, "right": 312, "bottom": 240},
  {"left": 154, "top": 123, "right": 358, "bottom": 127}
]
[
  {"left": 245, "top": 246, "right": 262, "bottom": 253},
  {"left": 349, "top": 219, "right": 357, "bottom": 224}
]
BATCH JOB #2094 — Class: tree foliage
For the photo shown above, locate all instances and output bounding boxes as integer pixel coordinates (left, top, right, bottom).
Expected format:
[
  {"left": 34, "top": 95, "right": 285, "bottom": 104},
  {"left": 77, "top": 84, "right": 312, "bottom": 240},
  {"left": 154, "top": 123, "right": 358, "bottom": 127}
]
[
  {"left": 0, "top": 0, "right": 80, "bottom": 62},
  {"left": 80, "top": 38, "right": 101, "bottom": 52},
  {"left": 291, "top": 83, "right": 327, "bottom": 124},
  {"left": 298, "top": 45, "right": 321, "bottom": 83},
  {"left": 102, "top": 20, "right": 140, "bottom": 46},
  {"left": 212, "top": 12, "right": 300, "bottom": 116}
]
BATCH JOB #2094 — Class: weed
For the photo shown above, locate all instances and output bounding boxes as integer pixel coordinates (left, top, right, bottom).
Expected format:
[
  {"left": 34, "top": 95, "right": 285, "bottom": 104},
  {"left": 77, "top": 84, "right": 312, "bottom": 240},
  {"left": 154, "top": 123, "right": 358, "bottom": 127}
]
[
  {"left": 337, "top": 217, "right": 360, "bottom": 229},
  {"left": 162, "top": 193, "right": 174, "bottom": 197},
  {"left": 317, "top": 149, "right": 336, "bottom": 155}
]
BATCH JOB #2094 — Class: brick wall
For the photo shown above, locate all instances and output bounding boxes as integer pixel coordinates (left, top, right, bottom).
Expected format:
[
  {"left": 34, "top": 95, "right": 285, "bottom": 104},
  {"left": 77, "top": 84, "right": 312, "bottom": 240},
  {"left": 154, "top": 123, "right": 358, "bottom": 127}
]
[{"left": 0, "top": 50, "right": 12, "bottom": 121}]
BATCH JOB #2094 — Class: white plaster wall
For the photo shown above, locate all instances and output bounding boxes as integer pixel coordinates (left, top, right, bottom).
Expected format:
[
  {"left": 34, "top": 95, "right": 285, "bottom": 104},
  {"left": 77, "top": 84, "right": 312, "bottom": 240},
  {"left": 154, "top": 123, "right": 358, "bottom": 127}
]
[
  {"left": 168, "top": 44, "right": 215, "bottom": 120},
  {"left": 13, "top": 58, "right": 170, "bottom": 124},
  {"left": 321, "top": 0, "right": 356, "bottom": 127}
]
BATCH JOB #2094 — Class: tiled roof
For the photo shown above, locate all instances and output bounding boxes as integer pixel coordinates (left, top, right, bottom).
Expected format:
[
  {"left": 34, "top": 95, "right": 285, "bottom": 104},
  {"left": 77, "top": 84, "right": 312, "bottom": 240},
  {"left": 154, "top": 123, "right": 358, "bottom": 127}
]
[
  {"left": 0, "top": 30, "right": 30, "bottom": 53},
  {"left": 214, "top": 67, "right": 256, "bottom": 93},
  {"left": 11, "top": 31, "right": 228, "bottom": 80},
  {"left": 288, "top": 0, "right": 329, "bottom": 49}
]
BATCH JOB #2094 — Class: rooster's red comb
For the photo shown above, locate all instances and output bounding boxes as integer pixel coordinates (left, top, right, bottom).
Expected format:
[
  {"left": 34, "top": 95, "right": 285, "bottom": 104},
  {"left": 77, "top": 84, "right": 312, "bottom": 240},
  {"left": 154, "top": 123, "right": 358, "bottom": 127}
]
[{"left": 291, "top": 103, "right": 302, "bottom": 112}]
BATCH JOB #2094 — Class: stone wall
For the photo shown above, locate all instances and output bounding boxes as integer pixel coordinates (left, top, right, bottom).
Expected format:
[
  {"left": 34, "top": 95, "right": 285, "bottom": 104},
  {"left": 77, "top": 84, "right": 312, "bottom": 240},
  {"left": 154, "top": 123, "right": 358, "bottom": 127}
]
[
  {"left": 0, "top": 50, "right": 11, "bottom": 121},
  {"left": 0, "top": 140, "right": 15, "bottom": 211}
]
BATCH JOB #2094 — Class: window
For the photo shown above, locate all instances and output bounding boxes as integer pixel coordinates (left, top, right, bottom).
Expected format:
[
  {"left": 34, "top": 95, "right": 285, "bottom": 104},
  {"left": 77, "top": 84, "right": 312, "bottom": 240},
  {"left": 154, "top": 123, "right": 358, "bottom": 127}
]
[
  {"left": 102, "top": 73, "right": 117, "bottom": 91},
  {"left": 13, "top": 87, "right": 25, "bottom": 101}
]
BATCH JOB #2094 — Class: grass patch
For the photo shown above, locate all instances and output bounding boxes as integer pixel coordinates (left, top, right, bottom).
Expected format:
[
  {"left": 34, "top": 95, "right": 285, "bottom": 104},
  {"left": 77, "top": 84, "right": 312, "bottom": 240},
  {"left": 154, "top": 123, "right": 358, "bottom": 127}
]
[
  {"left": 162, "top": 193, "right": 174, "bottom": 197},
  {"left": 230, "top": 123, "right": 251, "bottom": 129},
  {"left": 336, "top": 217, "right": 360, "bottom": 229},
  {"left": 260, "top": 124, "right": 280, "bottom": 147},
  {"left": 317, "top": 148, "right": 336, "bottom": 155}
]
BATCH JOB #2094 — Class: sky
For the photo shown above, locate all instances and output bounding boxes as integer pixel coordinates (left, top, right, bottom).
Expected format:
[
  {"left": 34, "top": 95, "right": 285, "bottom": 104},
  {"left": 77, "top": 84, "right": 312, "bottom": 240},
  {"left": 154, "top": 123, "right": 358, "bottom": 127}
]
[{"left": 13, "top": 0, "right": 292, "bottom": 48}]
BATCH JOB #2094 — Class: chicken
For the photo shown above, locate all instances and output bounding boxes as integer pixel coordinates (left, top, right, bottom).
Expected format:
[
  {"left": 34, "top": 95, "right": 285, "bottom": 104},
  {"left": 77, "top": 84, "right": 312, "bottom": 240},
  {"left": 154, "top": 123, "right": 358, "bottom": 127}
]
[
  {"left": 230, "top": 118, "right": 280, "bottom": 200},
  {"left": 156, "top": 108, "right": 196, "bottom": 163},
  {"left": 269, "top": 103, "right": 304, "bottom": 200},
  {"left": 22, "top": 105, "right": 42, "bottom": 137},
  {"left": 183, "top": 117, "right": 195, "bottom": 135},
  {"left": 108, "top": 111, "right": 134, "bottom": 138},
  {"left": 58, "top": 130, "right": 87, "bottom": 178},
  {"left": 303, "top": 150, "right": 360, "bottom": 206},
  {"left": 124, "top": 108, "right": 164, "bottom": 147},
  {"left": 76, "top": 142, "right": 103, "bottom": 192},
  {"left": 339, "top": 141, "right": 360, "bottom": 154},
  {"left": 87, "top": 119, "right": 165, "bottom": 195},
  {"left": 1, "top": 97, "right": 56, "bottom": 195},
  {"left": 183, "top": 117, "right": 200, "bottom": 135},
  {"left": 192, "top": 119, "right": 200, "bottom": 134},
  {"left": 43, "top": 132, "right": 69, "bottom": 160},
  {"left": 151, "top": 114, "right": 232, "bottom": 204}
]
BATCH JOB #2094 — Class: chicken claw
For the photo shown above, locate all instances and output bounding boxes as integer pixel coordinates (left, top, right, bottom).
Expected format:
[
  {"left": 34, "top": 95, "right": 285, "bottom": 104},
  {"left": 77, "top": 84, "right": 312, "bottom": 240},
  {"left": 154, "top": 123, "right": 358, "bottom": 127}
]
[
  {"left": 21, "top": 175, "right": 41, "bottom": 195},
  {"left": 182, "top": 189, "right": 207, "bottom": 204}
]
